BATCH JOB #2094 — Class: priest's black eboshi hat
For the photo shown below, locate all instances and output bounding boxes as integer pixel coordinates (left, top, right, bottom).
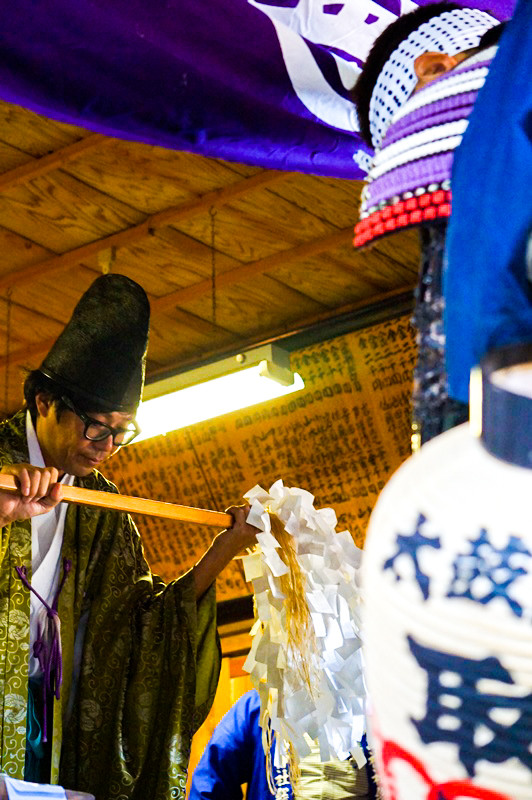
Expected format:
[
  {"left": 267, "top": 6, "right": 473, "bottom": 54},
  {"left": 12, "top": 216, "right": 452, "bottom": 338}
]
[{"left": 39, "top": 274, "right": 150, "bottom": 412}]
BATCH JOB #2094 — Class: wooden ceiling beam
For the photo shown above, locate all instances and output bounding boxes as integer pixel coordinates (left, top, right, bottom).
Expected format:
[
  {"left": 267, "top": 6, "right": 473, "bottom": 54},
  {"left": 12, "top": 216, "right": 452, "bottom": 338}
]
[
  {"left": 0, "top": 133, "right": 107, "bottom": 193},
  {"left": 0, "top": 283, "right": 416, "bottom": 378},
  {"left": 160, "top": 306, "right": 240, "bottom": 338},
  {"left": 153, "top": 227, "right": 355, "bottom": 311},
  {"left": 147, "top": 284, "right": 418, "bottom": 380},
  {"left": 0, "top": 337, "right": 56, "bottom": 370},
  {"left": 0, "top": 169, "right": 288, "bottom": 292},
  {"left": 0, "top": 308, "right": 240, "bottom": 371},
  {"left": 0, "top": 226, "right": 356, "bottom": 369}
]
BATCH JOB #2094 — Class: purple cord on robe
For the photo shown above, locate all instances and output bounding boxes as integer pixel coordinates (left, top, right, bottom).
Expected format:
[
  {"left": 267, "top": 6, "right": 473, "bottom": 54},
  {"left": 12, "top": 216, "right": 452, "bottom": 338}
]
[{"left": 16, "top": 558, "right": 72, "bottom": 742}]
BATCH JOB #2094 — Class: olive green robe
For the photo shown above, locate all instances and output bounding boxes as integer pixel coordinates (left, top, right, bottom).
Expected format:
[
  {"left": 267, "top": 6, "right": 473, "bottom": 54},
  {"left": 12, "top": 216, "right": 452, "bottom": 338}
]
[{"left": 0, "top": 411, "right": 221, "bottom": 799}]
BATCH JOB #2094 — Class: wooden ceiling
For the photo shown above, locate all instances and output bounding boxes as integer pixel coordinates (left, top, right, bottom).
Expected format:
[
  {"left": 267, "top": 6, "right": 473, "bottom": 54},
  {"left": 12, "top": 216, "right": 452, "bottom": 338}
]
[{"left": 0, "top": 97, "right": 420, "bottom": 415}]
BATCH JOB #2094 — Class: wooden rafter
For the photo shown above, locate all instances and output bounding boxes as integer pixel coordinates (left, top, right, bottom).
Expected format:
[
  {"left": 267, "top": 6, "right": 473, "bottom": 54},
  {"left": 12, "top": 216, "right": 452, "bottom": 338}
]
[
  {"left": 146, "top": 284, "right": 417, "bottom": 380},
  {"left": 0, "top": 260, "right": 413, "bottom": 369},
  {"left": 0, "top": 134, "right": 107, "bottom": 192},
  {"left": 0, "top": 96, "right": 421, "bottom": 419},
  {"left": 0, "top": 169, "right": 289, "bottom": 291},
  {"left": 153, "top": 227, "right": 354, "bottom": 311}
]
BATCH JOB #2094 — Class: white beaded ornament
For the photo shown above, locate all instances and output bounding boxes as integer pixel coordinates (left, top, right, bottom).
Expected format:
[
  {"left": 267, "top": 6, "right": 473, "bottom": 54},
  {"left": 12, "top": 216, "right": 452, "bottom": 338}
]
[{"left": 369, "top": 8, "right": 498, "bottom": 149}]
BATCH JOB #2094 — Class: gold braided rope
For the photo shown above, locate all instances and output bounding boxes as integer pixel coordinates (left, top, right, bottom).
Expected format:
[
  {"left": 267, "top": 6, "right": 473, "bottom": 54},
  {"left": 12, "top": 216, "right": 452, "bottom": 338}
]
[
  {"left": 262, "top": 709, "right": 301, "bottom": 797},
  {"left": 255, "top": 512, "right": 319, "bottom": 793},
  {"left": 270, "top": 514, "right": 319, "bottom": 693},
  {"left": 262, "top": 708, "right": 276, "bottom": 796}
]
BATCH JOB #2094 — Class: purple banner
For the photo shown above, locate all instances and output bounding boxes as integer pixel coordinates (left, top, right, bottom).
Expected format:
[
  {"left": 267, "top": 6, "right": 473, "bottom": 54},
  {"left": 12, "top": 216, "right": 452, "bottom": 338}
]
[{"left": 0, "top": 0, "right": 515, "bottom": 179}]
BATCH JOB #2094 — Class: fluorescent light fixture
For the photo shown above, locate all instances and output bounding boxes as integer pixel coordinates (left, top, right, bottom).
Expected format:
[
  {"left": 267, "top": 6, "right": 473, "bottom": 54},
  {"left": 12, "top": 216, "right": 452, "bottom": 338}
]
[{"left": 135, "top": 345, "right": 304, "bottom": 442}]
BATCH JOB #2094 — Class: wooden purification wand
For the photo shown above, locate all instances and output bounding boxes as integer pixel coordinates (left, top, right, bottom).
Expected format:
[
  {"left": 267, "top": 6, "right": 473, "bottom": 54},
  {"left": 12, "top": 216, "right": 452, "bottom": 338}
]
[{"left": 0, "top": 474, "right": 232, "bottom": 528}]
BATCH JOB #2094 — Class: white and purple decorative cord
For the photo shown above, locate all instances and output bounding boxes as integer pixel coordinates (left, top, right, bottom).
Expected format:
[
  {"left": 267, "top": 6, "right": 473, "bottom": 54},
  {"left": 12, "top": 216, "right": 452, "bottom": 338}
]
[
  {"left": 369, "top": 8, "right": 498, "bottom": 150},
  {"left": 360, "top": 47, "right": 495, "bottom": 217}
]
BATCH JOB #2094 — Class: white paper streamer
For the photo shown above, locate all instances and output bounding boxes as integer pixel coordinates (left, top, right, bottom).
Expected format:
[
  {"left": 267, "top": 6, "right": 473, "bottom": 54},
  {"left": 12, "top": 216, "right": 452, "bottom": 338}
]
[{"left": 242, "top": 480, "right": 367, "bottom": 765}]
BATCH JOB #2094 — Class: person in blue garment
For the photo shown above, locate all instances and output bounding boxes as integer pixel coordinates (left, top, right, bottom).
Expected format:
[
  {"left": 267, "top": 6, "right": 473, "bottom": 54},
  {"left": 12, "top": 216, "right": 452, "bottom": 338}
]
[
  {"left": 443, "top": 0, "right": 532, "bottom": 403},
  {"left": 188, "top": 689, "right": 376, "bottom": 800}
]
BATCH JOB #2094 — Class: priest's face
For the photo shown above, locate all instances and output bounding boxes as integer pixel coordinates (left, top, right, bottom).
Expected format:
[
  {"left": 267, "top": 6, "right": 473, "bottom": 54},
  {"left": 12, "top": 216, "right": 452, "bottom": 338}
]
[{"left": 35, "top": 393, "right": 133, "bottom": 477}]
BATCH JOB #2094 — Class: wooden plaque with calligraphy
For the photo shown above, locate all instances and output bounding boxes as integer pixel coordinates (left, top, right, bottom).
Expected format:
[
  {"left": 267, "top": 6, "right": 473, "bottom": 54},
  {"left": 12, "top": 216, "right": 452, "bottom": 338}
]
[{"left": 105, "top": 315, "right": 416, "bottom": 599}]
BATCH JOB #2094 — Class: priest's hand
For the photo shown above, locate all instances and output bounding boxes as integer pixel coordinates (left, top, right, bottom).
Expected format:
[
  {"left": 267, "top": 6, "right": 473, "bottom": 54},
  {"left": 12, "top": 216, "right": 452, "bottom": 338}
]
[
  {"left": 221, "top": 504, "right": 260, "bottom": 552},
  {"left": 192, "top": 504, "right": 259, "bottom": 599},
  {"left": 0, "top": 463, "right": 64, "bottom": 527}
]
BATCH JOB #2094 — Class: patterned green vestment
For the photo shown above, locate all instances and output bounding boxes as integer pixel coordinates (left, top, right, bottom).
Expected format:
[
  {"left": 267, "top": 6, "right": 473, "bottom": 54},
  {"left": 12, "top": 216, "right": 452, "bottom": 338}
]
[{"left": 0, "top": 411, "right": 221, "bottom": 799}]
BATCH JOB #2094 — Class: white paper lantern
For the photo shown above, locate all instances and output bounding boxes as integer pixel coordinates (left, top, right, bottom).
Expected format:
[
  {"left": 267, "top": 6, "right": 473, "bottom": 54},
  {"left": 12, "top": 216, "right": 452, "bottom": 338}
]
[{"left": 362, "top": 344, "right": 532, "bottom": 800}]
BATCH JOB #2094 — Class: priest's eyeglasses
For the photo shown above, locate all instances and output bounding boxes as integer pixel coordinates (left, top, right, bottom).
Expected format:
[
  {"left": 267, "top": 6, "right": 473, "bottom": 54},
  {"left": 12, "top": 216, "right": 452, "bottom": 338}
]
[{"left": 62, "top": 396, "right": 141, "bottom": 446}]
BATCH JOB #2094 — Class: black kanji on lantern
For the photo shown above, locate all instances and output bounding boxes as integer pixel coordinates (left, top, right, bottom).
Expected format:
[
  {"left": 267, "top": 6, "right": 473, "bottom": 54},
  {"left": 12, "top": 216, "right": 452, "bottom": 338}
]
[
  {"left": 408, "top": 635, "right": 532, "bottom": 777},
  {"left": 383, "top": 512, "right": 441, "bottom": 600},
  {"left": 446, "top": 528, "right": 531, "bottom": 618}
]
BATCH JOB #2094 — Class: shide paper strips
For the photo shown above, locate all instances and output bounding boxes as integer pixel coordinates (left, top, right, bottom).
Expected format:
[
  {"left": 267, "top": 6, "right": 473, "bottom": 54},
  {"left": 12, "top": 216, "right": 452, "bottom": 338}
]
[{"left": 242, "top": 480, "right": 365, "bottom": 767}]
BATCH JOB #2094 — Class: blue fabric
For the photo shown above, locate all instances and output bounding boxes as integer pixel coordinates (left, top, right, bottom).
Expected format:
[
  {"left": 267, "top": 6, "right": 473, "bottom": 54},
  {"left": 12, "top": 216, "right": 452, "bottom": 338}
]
[
  {"left": 444, "top": 0, "right": 532, "bottom": 403},
  {"left": 0, "top": 1, "right": 513, "bottom": 180},
  {"left": 188, "top": 690, "right": 290, "bottom": 800},
  {"left": 360, "top": 733, "right": 377, "bottom": 800}
]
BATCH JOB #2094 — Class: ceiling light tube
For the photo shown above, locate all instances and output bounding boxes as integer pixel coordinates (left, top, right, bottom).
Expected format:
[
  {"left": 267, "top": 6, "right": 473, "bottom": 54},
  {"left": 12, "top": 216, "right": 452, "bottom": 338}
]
[{"left": 135, "top": 346, "right": 304, "bottom": 443}]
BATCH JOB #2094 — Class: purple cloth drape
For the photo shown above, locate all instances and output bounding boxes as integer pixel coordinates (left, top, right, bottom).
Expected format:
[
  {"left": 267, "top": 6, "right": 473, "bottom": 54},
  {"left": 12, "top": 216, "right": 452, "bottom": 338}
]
[{"left": 0, "top": 0, "right": 514, "bottom": 179}]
